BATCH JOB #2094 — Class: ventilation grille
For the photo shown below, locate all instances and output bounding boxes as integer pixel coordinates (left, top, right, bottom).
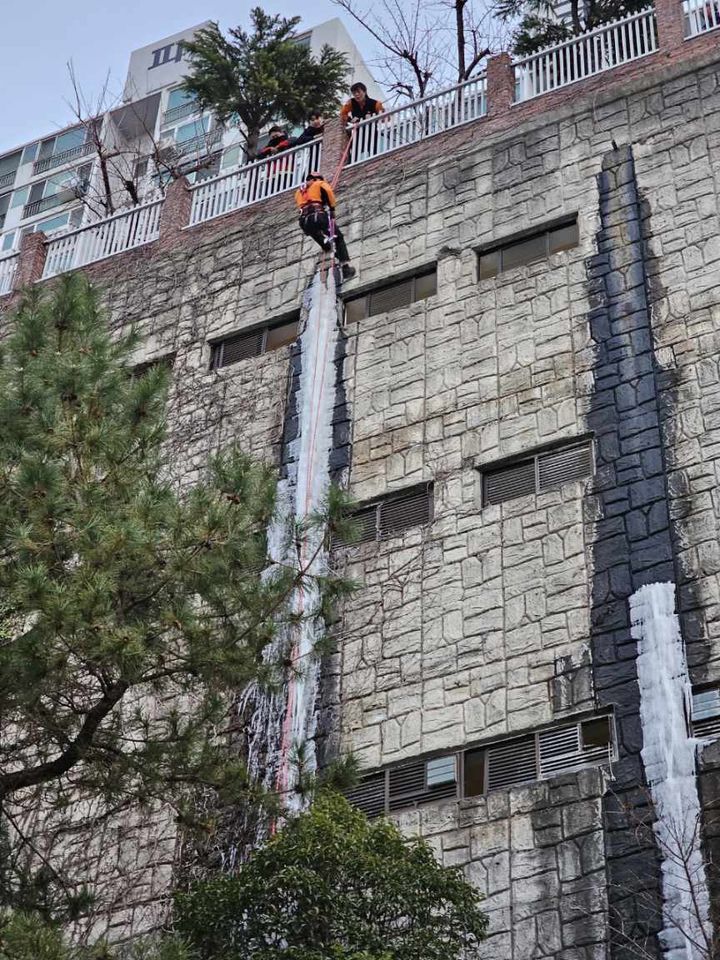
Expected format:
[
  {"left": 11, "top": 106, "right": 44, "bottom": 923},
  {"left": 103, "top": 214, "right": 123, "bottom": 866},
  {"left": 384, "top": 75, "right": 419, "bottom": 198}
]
[
  {"left": 692, "top": 688, "right": 720, "bottom": 741},
  {"left": 335, "top": 484, "right": 432, "bottom": 548},
  {"left": 211, "top": 330, "right": 263, "bottom": 369},
  {"left": 484, "top": 459, "right": 535, "bottom": 506},
  {"left": 538, "top": 443, "right": 593, "bottom": 493},
  {"left": 482, "top": 440, "right": 593, "bottom": 506},
  {"left": 369, "top": 279, "right": 413, "bottom": 316},
  {"left": 346, "top": 772, "right": 386, "bottom": 818},
  {"left": 486, "top": 736, "right": 537, "bottom": 790},
  {"left": 346, "top": 715, "right": 613, "bottom": 817}
]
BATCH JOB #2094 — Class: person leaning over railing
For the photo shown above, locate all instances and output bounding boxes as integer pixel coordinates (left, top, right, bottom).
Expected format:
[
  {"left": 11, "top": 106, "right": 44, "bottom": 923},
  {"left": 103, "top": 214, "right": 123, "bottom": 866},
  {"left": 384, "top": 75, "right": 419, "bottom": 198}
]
[
  {"left": 292, "top": 111, "right": 325, "bottom": 146},
  {"left": 340, "top": 82, "right": 384, "bottom": 126}
]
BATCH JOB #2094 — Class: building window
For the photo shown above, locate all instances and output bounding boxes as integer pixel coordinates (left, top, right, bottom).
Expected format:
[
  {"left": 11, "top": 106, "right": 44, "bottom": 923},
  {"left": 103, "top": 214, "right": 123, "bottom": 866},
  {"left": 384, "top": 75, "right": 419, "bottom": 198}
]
[
  {"left": 1, "top": 231, "right": 15, "bottom": 252},
  {"left": 481, "top": 438, "right": 593, "bottom": 507},
  {"left": 691, "top": 687, "right": 720, "bottom": 740},
  {"left": 478, "top": 217, "right": 579, "bottom": 279},
  {"left": 346, "top": 714, "right": 615, "bottom": 817},
  {"left": 21, "top": 142, "right": 39, "bottom": 166},
  {"left": 334, "top": 483, "right": 433, "bottom": 547},
  {"left": 210, "top": 314, "right": 300, "bottom": 370},
  {"left": 344, "top": 268, "right": 437, "bottom": 323}
]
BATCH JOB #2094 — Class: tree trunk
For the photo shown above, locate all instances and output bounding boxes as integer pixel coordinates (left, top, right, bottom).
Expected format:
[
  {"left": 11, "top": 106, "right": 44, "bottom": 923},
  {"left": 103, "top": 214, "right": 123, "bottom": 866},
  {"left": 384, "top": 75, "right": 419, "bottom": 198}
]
[
  {"left": 455, "top": 0, "right": 467, "bottom": 82},
  {"left": 246, "top": 128, "right": 260, "bottom": 162}
]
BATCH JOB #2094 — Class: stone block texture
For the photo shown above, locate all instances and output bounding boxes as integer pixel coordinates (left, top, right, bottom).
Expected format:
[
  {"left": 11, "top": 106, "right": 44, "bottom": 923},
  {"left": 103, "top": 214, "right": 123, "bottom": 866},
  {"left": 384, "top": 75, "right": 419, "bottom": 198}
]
[{"left": 5, "top": 40, "right": 720, "bottom": 959}]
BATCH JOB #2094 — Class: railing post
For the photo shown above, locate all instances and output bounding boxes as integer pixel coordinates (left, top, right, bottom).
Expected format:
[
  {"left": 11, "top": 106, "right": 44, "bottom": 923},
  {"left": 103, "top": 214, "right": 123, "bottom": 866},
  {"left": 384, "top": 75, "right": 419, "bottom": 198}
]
[
  {"left": 321, "top": 119, "right": 347, "bottom": 186},
  {"left": 13, "top": 232, "right": 48, "bottom": 290},
  {"left": 487, "top": 52, "right": 516, "bottom": 116},
  {"left": 655, "top": 0, "right": 686, "bottom": 50},
  {"left": 158, "top": 176, "right": 192, "bottom": 246}
]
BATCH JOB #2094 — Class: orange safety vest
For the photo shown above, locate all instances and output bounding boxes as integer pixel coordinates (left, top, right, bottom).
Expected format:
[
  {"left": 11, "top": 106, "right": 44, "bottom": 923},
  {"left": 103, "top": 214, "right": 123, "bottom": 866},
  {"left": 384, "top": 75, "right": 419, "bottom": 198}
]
[{"left": 294, "top": 179, "right": 337, "bottom": 210}]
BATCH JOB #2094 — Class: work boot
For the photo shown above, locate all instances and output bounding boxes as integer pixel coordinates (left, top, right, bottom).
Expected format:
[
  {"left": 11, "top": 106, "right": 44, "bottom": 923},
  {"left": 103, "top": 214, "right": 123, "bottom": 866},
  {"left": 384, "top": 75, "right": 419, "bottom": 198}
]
[{"left": 341, "top": 263, "right": 356, "bottom": 280}]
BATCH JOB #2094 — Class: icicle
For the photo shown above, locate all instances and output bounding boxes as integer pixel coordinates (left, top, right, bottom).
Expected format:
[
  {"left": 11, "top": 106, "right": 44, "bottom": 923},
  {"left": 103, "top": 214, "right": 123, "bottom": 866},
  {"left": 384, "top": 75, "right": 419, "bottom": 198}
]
[
  {"left": 631, "top": 582, "right": 712, "bottom": 960},
  {"left": 240, "top": 267, "right": 341, "bottom": 825}
]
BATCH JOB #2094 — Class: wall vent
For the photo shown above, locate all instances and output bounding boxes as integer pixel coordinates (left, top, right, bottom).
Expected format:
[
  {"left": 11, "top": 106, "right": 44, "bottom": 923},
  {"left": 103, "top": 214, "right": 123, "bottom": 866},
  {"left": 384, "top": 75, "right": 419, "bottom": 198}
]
[
  {"left": 346, "top": 714, "right": 613, "bottom": 817},
  {"left": 344, "top": 269, "right": 437, "bottom": 323},
  {"left": 482, "top": 439, "right": 593, "bottom": 506},
  {"left": 210, "top": 314, "right": 299, "bottom": 370},
  {"left": 335, "top": 483, "right": 433, "bottom": 547},
  {"left": 692, "top": 687, "right": 720, "bottom": 740}
]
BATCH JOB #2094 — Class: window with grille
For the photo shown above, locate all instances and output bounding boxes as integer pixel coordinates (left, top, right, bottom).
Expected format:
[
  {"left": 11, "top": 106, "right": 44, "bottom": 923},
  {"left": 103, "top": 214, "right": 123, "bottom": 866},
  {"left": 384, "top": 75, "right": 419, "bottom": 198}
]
[
  {"left": 347, "top": 714, "right": 614, "bottom": 817},
  {"left": 478, "top": 217, "right": 579, "bottom": 279},
  {"left": 333, "top": 483, "right": 433, "bottom": 547},
  {"left": 482, "top": 439, "right": 593, "bottom": 506},
  {"left": 691, "top": 687, "right": 720, "bottom": 740},
  {"left": 210, "top": 314, "right": 299, "bottom": 370},
  {"left": 344, "top": 268, "right": 437, "bottom": 323}
]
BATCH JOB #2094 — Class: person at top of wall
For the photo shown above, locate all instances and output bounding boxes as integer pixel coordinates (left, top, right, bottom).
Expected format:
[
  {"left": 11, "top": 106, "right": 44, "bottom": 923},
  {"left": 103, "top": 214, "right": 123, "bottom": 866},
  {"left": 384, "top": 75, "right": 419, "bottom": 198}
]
[
  {"left": 295, "top": 171, "right": 356, "bottom": 281},
  {"left": 256, "top": 125, "right": 293, "bottom": 159},
  {"left": 293, "top": 110, "right": 325, "bottom": 146},
  {"left": 340, "top": 83, "right": 384, "bottom": 126}
]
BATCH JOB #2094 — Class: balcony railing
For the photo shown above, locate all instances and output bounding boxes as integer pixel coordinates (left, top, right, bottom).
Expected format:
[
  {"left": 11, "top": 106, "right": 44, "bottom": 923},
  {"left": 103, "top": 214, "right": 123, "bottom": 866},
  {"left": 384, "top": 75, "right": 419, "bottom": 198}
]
[
  {"left": 33, "top": 140, "right": 94, "bottom": 176},
  {"left": 23, "top": 187, "right": 83, "bottom": 220},
  {"left": 0, "top": 253, "right": 18, "bottom": 295},
  {"left": 0, "top": 170, "right": 17, "bottom": 190},
  {"left": 683, "top": 0, "right": 720, "bottom": 34},
  {"left": 347, "top": 74, "right": 487, "bottom": 167},
  {"left": 42, "top": 200, "right": 162, "bottom": 279},
  {"left": 162, "top": 100, "right": 201, "bottom": 126},
  {"left": 514, "top": 7, "right": 657, "bottom": 101},
  {"left": 189, "top": 138, "right": 321, "bottom": 226}
]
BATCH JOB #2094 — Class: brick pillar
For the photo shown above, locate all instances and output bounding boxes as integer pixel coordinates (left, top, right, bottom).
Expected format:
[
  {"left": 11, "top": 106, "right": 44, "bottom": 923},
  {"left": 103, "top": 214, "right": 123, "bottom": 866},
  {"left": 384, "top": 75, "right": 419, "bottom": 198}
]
[
  {"left": 655, "top": 0, "right": 686, "bottom": 53},
  {"left": 13, "top": 232, "right": 47, "bottom": 290},
  {"left": 321, "top": 118, "right": 348, "bottom": 187},
  {"left": 158, "top": 176, "right": 191, "bottom": 246},
  {"left": 486, "top": 52, "right": 515, "bottom": 117}
]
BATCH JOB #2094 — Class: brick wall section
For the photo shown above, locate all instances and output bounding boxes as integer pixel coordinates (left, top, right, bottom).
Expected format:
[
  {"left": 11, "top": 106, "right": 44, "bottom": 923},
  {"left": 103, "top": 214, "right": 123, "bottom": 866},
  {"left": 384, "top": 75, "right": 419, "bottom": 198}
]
[
  {"left": 13, "top": 231, "right": 47, "bottom": 289},
  {"left": 487, "top": 53, "right": 515, "bottom": 117},
  {"left": 157, "top": 176, "right": 192, "bottom": 247}
]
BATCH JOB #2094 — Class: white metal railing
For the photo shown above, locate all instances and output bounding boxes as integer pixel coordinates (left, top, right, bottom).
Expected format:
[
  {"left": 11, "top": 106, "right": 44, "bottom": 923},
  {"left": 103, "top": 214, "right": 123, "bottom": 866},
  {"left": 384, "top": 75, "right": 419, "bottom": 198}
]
[
  {"left": 0, "top": 253, "right": 19, "bottom": 295},
  {"left": 42, "top": 201, "right": 163, "bottom": 279},
  {"left": 514, "top": 7, "right": 658, "bottom": 102},
  {"left": 188, "top": 139, "right": 322, "bottom": 226},
  {"left": 683, "top": 0, "right": 720, "bottom": 34},
  {"left": 348, "top": 75, "right": 487, "bottom": 166}
]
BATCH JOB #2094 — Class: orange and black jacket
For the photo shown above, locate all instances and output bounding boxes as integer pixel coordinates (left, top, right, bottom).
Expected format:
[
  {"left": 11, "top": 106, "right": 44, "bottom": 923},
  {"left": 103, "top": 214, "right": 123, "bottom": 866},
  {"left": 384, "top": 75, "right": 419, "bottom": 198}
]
[
  {"left": 340, "top": 96, "right": 384, "bottom": 124},
  {"left": 257, "top": 134, "right": 293, "bottom": 160},
  {"left": 295, "top": 179, "right": 337, "bottom": 212}
]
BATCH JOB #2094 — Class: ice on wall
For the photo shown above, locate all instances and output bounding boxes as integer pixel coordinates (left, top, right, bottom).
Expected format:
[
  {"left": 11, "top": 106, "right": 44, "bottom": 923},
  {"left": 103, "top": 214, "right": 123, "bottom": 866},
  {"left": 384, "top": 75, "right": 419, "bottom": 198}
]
[
  {"left": 631, "top": 582, "right": 711, "bottom": 959},
  {"left": 241, "top": 268, "right": 341, "bottom": 819}
]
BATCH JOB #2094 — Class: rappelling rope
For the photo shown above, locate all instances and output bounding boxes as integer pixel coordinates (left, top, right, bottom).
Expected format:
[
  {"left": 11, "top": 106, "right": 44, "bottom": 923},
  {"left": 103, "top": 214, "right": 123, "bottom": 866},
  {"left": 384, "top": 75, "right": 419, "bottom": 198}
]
[{"left": 276, "top": 129, "right": 356, "bottom": 803}]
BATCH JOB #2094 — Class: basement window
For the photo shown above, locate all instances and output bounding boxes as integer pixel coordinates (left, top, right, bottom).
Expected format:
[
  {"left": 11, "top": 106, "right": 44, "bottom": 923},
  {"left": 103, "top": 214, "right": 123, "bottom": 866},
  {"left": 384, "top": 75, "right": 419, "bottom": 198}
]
[
  {"left": 333, "top": 483, "right": 433, "bottom": 547},
  {"left": 478, "top": 217, "right": 579, "bottom": 279},
  {"left": 210, "top": 313, "right": 299, "bottom": 370},
  {"left": 344, "top": 268, "right": 436, "bottom": 323},
  {"left": 691, "top": 686, "right": 720, "bottom": 740},
  {"left": 347, "top": 714, "right": 614, "bottom": 817},
  {"left": 481, "top": 438, "right": 593, "bottom": 507}
]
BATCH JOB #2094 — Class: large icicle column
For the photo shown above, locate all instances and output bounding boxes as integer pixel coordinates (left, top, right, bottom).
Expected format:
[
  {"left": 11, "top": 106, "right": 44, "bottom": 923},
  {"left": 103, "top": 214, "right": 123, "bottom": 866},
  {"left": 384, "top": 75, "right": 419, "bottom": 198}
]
[
  {"left": 631, "top": 583, "right": 711, "bottom": 959},
  {"left": 239, "top": 267, "right": 347, "bottom": 820}
]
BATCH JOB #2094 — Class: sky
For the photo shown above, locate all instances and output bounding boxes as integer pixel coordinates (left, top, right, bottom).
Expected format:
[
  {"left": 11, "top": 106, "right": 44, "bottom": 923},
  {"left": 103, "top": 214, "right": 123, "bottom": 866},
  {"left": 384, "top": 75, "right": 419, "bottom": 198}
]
[{"left": 0, "top": 0, "right": 375, "bottom": 152}]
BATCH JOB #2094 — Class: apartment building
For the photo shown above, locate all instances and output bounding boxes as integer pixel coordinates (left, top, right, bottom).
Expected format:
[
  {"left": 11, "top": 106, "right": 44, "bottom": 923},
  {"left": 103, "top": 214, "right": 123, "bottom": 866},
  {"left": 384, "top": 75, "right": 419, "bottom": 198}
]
[{"left": 0, "top": 19, "right": 375, "bottom": 256}]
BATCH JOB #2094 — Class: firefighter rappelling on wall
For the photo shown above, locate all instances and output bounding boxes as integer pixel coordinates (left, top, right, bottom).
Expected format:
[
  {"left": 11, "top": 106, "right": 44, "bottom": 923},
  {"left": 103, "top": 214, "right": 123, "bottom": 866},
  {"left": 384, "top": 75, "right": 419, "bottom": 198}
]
[{"left": 295, "top": 172, "right": 356, "bottom": 281}]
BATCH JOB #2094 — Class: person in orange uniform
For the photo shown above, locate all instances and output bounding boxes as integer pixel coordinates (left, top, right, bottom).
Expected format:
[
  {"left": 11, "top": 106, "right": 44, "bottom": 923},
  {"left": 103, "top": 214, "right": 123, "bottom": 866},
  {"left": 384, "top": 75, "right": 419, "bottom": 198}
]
[
  {"left": 295, "top": 172, "right": 356, "bottom": 280},
  {"left": 340, "top": 82, "right": 384, "bottom": 125}
]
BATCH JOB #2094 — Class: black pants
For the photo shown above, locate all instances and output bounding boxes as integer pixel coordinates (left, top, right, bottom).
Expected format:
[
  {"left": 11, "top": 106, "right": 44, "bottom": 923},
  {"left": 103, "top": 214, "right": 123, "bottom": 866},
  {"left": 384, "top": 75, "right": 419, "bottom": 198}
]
[{"left": 299, "top": 209, "right": 350, "bottom": 263}]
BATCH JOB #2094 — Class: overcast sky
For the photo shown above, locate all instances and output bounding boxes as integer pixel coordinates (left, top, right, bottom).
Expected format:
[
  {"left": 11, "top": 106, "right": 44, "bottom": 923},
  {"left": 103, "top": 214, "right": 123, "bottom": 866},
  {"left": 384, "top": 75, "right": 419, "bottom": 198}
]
[{"left": 0, "top": 1, "right": 374, "bottom": 151}]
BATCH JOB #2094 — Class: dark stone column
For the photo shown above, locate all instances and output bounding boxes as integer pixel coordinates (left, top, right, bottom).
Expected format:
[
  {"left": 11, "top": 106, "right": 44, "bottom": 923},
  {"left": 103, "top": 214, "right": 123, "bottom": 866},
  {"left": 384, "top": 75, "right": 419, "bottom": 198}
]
[{"left": 586, "top": 144, "right": 675, "bottom": 959}]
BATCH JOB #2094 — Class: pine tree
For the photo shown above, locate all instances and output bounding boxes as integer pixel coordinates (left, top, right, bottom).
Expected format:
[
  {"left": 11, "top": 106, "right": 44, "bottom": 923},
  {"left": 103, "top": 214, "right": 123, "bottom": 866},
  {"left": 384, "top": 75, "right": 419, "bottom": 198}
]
[
  {"left": 181, "top": 9, "right": 350, "bottom": 159},
  {"left": 0, "top": 274, "right": 317, "bottom": 814}
]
